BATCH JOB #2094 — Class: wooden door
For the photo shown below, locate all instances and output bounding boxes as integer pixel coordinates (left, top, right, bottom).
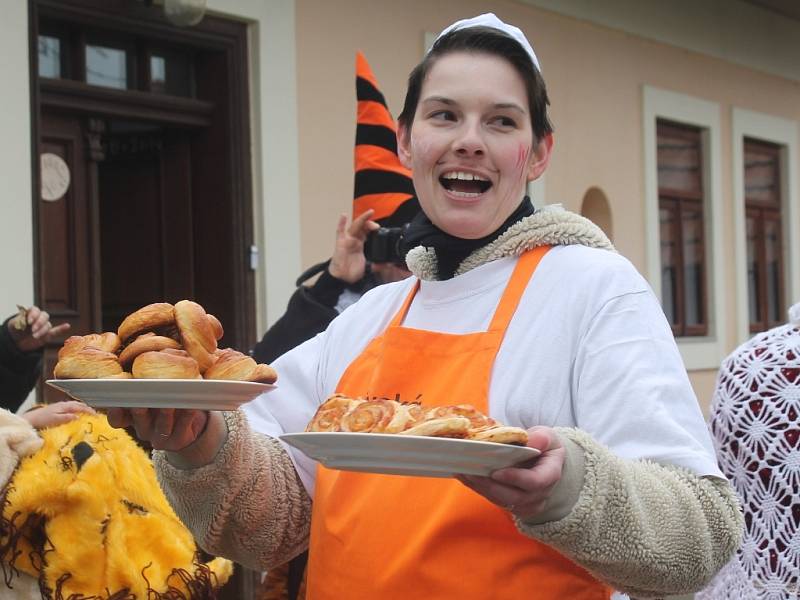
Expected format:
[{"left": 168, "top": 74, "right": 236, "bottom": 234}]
[
  {"left": 33, "top": 5, "right": 258, "bottom": 596},
  {"left": 33, "top": 5, "right": 256, "bottom": 405},
  {"left": 38, "top": 111, "right": 101, "bottom": 401},
  {"left": 98, "top": 124, "right": 196, "bottom": 334},
  {"left": 38, "top": 112, "right": 255, "bottom": 598},
  {"left": 37, "top": 114, "right": 200, "bottom": 395}
]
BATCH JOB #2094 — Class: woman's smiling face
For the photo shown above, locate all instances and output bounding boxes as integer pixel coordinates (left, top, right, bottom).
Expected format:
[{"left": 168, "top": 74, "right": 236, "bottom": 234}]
[{"left": 398, "top": 51, "right": 551, "bottom": 239}]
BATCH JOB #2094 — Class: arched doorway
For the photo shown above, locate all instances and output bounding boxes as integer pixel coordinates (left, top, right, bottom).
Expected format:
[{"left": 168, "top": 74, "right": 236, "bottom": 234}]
[{"left": 580, "top": 186, "right": 614, "bottom": 242}]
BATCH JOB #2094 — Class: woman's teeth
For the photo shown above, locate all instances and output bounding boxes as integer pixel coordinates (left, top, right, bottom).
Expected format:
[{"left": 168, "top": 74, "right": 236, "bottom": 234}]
[{"left": 439, "top": 171, "right": 492, "bottom": 195}]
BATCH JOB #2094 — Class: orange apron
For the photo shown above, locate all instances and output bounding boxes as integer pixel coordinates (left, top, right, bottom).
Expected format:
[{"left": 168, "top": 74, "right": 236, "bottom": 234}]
[{"left": 307, "top": 246, "right": 611, "bottom": 599}]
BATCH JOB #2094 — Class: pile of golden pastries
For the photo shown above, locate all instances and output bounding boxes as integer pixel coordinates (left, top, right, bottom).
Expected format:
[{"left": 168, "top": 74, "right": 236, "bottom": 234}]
[
  {"left": 306, "top": 394, "right": 527, "bottom": 445},
  {"left": 53, "top": 300, "right": 277, "bottom": 383}
]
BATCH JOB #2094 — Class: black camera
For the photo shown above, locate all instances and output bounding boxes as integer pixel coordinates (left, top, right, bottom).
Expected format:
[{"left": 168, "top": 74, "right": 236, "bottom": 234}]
[{"left": 364, "top": 224, "right": 410, "bottom": 265}]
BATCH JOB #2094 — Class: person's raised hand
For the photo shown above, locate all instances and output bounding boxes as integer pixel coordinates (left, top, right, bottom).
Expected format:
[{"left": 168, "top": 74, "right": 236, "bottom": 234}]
[
  {"left": 457, "top": 426, "right": 565, "bottom": 520},
  {"left": 23, "top": 400, "right": 96, "bottom": 429},
  {"left": 106, "top": 407, "right": 211, "bottom": 452},
  {"left": 8, "top": 305, "right": 71, "bottom": 352},
  {"left": 327, "top": 210, "right": 380, "bottom": 284}
]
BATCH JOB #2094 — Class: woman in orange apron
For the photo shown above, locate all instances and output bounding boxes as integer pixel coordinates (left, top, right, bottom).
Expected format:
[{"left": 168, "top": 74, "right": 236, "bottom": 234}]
[
  {"left": 110, "top": 13, "right": 742, "bottom": 600},
  {"left": 306, "top": 245, "right": 609, "bottom": 599}
]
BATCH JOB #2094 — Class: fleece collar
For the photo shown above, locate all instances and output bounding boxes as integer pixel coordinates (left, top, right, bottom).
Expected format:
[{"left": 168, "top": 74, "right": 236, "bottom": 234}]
[{"left": 405, "top": 205, "right": 615, "bottom": 281}]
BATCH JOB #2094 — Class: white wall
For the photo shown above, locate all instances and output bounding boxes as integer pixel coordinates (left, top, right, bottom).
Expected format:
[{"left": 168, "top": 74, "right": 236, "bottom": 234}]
[
  {"left": 0, "top": 3, "right": 34, "bottom": 313},
  {"left": 518, "top": 0, "right": 800, "bottom": 82},
  {"left": 207, "top": 0, "right": 302, "bottom": 331}
]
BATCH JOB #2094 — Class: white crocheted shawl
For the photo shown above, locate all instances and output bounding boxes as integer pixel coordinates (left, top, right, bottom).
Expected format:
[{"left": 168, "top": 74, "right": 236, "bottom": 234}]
[{"left": 698, "top": 303, "right": 800, "bottom": 599}]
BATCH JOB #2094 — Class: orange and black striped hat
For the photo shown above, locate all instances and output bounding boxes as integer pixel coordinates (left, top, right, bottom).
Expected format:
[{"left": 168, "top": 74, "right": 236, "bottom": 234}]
[{"left": 354, "top": 52, "right": 419, "bottom": 228}]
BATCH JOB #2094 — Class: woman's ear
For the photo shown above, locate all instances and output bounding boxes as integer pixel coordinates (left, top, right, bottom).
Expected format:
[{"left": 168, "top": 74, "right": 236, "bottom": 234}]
[
  {"left": 526, "top": 133, "right": 553, "bottom": 182},
  {"left": 397, "top": 122, "right": 412, "bottom": 169}
]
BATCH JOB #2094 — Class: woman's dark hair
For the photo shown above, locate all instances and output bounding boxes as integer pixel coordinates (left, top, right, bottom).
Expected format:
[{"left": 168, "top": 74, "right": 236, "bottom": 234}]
[{"left": 397, "top": 26, "right": 553, "bottom": 142}]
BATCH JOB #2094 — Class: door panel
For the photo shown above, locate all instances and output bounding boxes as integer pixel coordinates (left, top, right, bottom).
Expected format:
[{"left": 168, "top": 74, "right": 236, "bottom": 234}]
[
  {"left": 99, "top": 149, "right": 165, "bottom": 332},
  {"left": 39, "top": 112, "right": 98, "bottom": 401},
  {"left": 98, "top": 125, "right": 195, "bottom": 333},
  {"left": 160, "top": 131, "right": 195, "bottom": 301}
]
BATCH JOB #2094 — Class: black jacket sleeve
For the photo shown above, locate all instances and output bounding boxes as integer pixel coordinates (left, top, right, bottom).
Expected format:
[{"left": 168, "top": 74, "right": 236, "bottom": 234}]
[
  {"left": 0, "top": 316, "right": 43, "bottom": 412},
  {"left": 251, "top": 270, "right": 348, "bottom": 364}
]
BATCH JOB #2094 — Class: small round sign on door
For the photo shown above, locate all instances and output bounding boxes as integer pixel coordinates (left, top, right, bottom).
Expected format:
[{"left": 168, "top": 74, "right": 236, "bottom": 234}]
[{"left": 41, "top": 152, "right": 71, "bottom": 202}]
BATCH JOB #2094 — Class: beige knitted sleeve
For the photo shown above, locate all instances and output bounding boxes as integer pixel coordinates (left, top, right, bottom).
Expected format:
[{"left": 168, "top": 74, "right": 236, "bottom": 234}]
[
  {"left": 515, "top": 428, "right": 743, "bottom": 599},
  {"left": 153, "top": 410, "right": 312, "bottom": 571}
]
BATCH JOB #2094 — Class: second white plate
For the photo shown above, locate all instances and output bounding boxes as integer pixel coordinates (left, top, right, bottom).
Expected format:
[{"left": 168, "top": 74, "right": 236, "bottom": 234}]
[
  {"left": 46, "top": 379, "right": 275, "bottom": 410},
  {"left": 280, "top": 431, "right": 539, "bottom": 478}
]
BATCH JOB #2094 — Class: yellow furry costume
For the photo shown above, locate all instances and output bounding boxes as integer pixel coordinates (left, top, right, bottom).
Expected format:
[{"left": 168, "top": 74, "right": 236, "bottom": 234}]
[{"left": 0, "top": 412, "right": 232, "bottom": 599}]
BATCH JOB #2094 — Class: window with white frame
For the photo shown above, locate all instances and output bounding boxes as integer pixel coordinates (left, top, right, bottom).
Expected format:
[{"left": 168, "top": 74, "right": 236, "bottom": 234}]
[
  {"left": 732, "top": 109, "right": 799, "bottom": 344},
  {"left": 657, "top": 120, "right": 708, "bottom": 337},
  {"left": 643, "top": 87, "right": 725, "bottom": 370},
  {"left": 744, "top": 138, "right": 784, "bottom": 333}
]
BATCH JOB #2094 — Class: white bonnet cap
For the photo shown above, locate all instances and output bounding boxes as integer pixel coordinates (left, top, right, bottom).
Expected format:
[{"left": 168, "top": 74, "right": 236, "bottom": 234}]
[{"left": 432, "top": 13, "right": 541, "bottom": 72}]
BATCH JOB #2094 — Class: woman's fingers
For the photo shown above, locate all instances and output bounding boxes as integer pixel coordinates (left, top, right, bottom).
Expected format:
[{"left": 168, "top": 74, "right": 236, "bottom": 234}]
[
  {"left": 459, "top": 471, "right": 552, "bottom": 518},
  {"left": 150, "top": 410, "right": 176, "bottom": 451},
  {"left": 153, "top": 408, "right": 176, "bottom": 437},
  {"left": 348, "top": 208, "right": 374, "bottom": 236},
  {"left": 106, "top": 407, "right": 209, "bottom": 452},
  {"left": 129, "top": 408, "right": 155, "bottom": 441},
  {"left": 526, "top": 427, "right": 557, "bottom": 451},
  {"left": 49, "top": 413, "right": 81, "bottom": 426},
  {"left": 170, "top": 409, "right": 209, "bottom": 451},
  {"left": 458, "top": 473, "right": 522, "bottom": 507},
  {"left": 25, "top": 306, "right": 41, "bottom": 326},
  {"left": 335, "top": 213, "right": 348, "bottom": 240},
  {"left": 151, "top": 409, "right": 208, "bottom": 451},
  {"left": 106, "top": 407, "right": 132, "bottom": 429},
  {"left": 48, "top": 322, "right": 71, "bottom": 339},
  {"left": 60, "top": 400, "right": 96, "bottom": 415},
  {"left": 348, "top": 210, "right": 381, "bottom": 242},
  {"left": 457, "top": 427, "right": 566, "bottom": 518},
  {"left": 32, "top": 319, "right": 52, "bottom": 339},
  {"left": 29, "top": 309, "right": 49, "bottom": 336},
  {"left": 487, "top": 460, "right": 562, "bottom": 509}
]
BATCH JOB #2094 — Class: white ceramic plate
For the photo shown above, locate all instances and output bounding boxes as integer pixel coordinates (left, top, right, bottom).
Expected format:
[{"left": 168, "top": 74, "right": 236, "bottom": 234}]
[
  {"left": 46, "top": 379, "right": 275, "bottom": 410},
  {"left": 280, "top": 432, "right": 539, "bottom": 478}
]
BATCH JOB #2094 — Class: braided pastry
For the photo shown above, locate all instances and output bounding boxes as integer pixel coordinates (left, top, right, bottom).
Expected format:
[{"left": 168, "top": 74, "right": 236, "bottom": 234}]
[
  {"left": 118, "top": 333, "right": 182, "bottom": 369},
  {"left": 131, "top": 349, "right": 201, "bottom": 379},
  {"left": 53, "top": 300, "right": 278, "bottom": 384},
  {"left": 249, "top": 364, "right": 278, "bottom": 384},
  {"left": 204, "top": 349, "right": 277, "bottom": 383},
  {"left": 207, "top": 314, "right": 224, "bottom": 341},
  {"left": 117, "top": 303, "right": 175, "bottom": 342},
  {"left": 399, "top": 417, "right": 471, "bottom": 438},
  {"left": 54, "top": 347, "right": 126, "bottom": 379},
  {"left": 425, "top": 404, "right": 497, "bottom": 433},
  {"left": 306, "top": 395, "right": 528, "bottom": 445},
  {"left": 469, "top": 426, "right": 528, "bottom": 445},
  {"left": 58, "top": 333, "right": 121, "bottom": 359},
  {"left": 174, "top": 300, "right": 217, "bottom": 373},
  {"left": 306, "top": 395, "right": 365, "bottom": 432},
  {"left": 339, "top": 399, "right": 412, "bottom": 434},
  {"left": 431, "top": 404, "right": 527, "bottom": 444}
]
